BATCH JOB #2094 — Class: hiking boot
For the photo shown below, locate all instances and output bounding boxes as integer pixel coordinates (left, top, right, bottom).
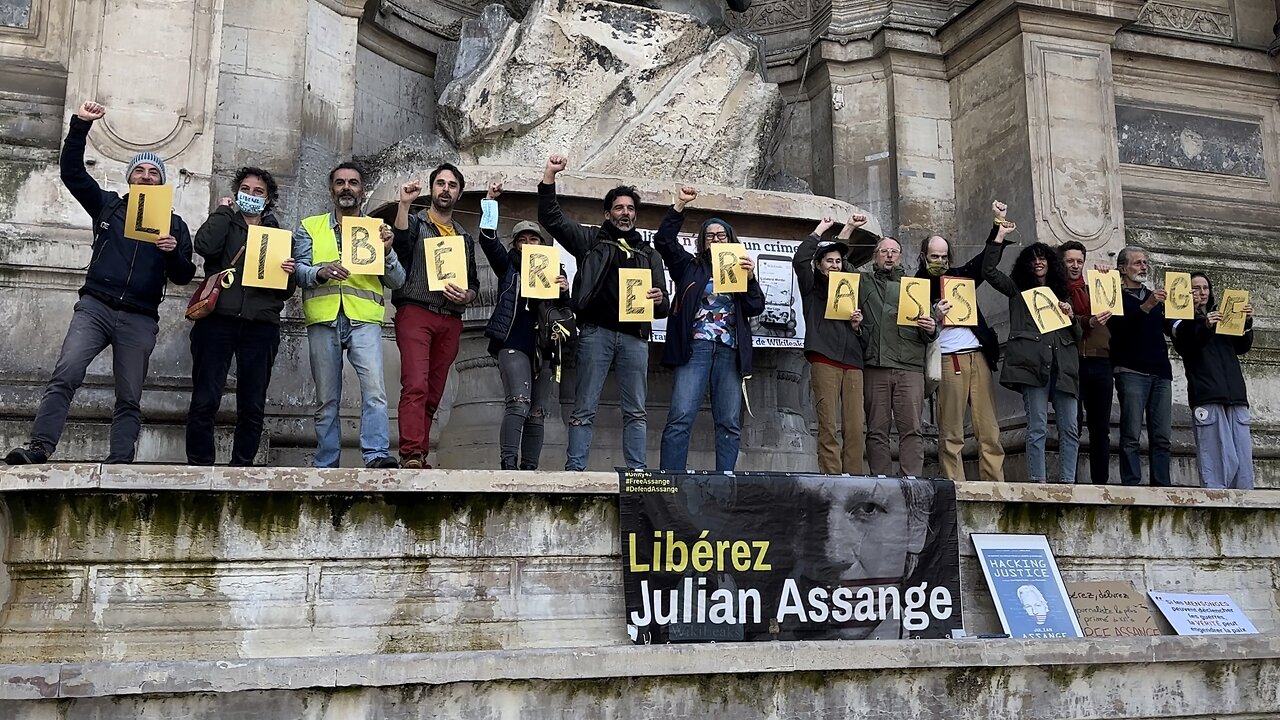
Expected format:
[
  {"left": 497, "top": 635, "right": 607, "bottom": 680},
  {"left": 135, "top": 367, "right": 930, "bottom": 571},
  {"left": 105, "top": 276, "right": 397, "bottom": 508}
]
[
  {"left": 366, "top": 456, "right": 400, "bottom": 469},
  {"left": 5, "top": 443, "right": 48, "bottom": 466},
  {"left": 401, "top": 455, "right": 424, "bottom": 470}
]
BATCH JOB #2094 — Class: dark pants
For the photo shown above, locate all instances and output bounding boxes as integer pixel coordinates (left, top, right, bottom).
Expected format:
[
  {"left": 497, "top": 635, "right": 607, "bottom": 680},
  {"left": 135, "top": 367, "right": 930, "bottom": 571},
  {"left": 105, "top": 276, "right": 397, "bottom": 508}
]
[
  {"left": 30, "top": 295, "right": 159, "bottom": 463},
  {"left": 1115, "top": 371, "right": 1172, "bottom": 487},
  {"left": 497, "top": 348, "right": 556, "bottom": 470},
  {"left": 185, "top": 314, "right": 281, "bottom": 465},
  {"left": 1079, "top": 357, "right": 1114, "bottom": 485}
]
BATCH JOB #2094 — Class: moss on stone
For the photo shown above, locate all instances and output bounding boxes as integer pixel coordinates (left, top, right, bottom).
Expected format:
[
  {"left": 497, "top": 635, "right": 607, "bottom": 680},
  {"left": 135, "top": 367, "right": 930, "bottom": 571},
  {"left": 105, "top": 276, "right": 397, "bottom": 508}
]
[{"left": 994, "top": 503, "right": 1063, "bottom": 535}]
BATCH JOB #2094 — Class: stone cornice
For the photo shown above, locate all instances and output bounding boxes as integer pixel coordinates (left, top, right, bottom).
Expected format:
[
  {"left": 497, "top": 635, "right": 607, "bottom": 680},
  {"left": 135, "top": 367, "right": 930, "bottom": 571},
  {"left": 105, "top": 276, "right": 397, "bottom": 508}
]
[{"left": 940, "top": 0, "right": 1146, "bottom": 73}]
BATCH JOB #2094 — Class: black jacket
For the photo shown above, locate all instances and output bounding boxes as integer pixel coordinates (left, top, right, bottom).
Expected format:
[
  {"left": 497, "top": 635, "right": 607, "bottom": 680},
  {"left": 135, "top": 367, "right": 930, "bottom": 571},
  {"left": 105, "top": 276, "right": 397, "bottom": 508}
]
[
  {"left": 1107, "top": 288, "right": 1173, "bottom": 379},
  {"left": 1172, "top": 313, "right": 1253, "bottom": 407},
  {"left": 793, "top": 231, "right": 867, "bottom": 367},
  {"left": 61, "top": 116, "right": 196, "bottom": 319},
  {"left": 652, "top": 207, "right": 764, "bottom": 375},
  {"left": 914, "top": 227, "right": 1001, "bottom": 370},
  {"left": 194, "top": 205, "right": 296, "bottom": 325},
  {"left": 476, "top": 227, "right": 570, "bottom": 354},
  {"left": 537, "top": 182, "right": 670, "bottom": 337}
]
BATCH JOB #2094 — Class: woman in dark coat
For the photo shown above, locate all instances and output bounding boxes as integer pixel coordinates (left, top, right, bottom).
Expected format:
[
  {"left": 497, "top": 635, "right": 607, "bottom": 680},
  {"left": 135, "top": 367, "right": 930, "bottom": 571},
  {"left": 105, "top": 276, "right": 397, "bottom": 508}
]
[{"left": 982, "top": 206, "right": 1083, "bottom": 483}]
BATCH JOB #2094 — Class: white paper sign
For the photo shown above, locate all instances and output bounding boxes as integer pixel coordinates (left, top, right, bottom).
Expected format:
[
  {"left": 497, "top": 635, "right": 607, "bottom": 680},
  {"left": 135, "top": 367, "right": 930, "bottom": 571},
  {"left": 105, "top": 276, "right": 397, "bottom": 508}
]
[{"left": 1148, "top": 592, "right": 1258, "bottom": 636}]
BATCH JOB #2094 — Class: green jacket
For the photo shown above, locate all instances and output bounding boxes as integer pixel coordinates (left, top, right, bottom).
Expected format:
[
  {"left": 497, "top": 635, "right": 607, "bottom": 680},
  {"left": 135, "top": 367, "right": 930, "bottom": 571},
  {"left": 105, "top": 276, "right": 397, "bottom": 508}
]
[{"left": 860, "top": 266, "right": 936, "bottom": 371}]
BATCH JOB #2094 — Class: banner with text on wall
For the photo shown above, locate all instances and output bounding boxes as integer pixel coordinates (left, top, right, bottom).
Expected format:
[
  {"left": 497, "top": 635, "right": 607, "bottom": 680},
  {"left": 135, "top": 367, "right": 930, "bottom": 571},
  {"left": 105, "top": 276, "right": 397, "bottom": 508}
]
[{"left": 619, "top": 470, "right": 962, "bottom": 644}]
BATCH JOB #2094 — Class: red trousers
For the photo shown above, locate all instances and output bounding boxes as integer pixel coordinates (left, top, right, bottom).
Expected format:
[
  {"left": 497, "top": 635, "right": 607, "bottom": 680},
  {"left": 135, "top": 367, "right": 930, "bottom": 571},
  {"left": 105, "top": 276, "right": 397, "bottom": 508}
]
[{"left": 394, "top": 304, "right": 462, "bottom": 457}]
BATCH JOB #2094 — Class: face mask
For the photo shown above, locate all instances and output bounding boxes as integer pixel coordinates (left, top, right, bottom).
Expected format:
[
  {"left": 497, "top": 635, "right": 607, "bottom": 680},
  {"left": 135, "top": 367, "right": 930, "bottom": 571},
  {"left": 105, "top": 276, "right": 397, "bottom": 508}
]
[
  {"left": 237, "top": 191, "right": 267, "bottom": 216},
  {"left": 926, "top": 259, "right": 950, "bottom": 276}
]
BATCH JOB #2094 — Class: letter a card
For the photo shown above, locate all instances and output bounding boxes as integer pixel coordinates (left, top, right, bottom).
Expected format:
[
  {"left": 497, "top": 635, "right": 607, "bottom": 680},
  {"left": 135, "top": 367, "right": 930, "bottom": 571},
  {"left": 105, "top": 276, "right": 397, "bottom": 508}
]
[
  {"left": 425, "top": 235, "right": 467, "bottom": 291},
  {"left": 1164, "top": 271, "right": 1194, "bottom": 321},
  {"left": 242, "top": 226, "right": 293, "bottom": 289},
  {"left": 1022, "top": 287, "right": 1071, "bottom": 333},
  {"left": 521, "top": 244, "right": 560, "bottom": 299},
  {"left": 711, "top": 243, "right": 748, "bottom": 294},
  {"left": 340, "top": 216, "right": 385, "bottom": 275},
  {"left": 124, "top": 184, "right": 173, "bottom": 242},
  {"left": 618, "top": 267, "right": 653, "bottom": 322},
  {"left": 1088, "top": 269, "right": 1123, "bottom": 316},
  {"left": 897, "top": 277, "right": 931, "bottom": 326},
  {"left": 824, "top": 271, "right": 860, "bottom": 320},
  {"left": 941, "top": 277, "right": 978, "bottom": 327}
]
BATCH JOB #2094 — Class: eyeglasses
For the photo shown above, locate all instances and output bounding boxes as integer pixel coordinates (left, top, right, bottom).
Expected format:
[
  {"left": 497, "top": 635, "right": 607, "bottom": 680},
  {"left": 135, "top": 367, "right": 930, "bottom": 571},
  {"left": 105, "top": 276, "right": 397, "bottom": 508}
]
[
  {"left": 706, "top": 231, "right": 729, "bottom": 241},
  {"left": 877, "top": 248, "right": 901, "bottom": 256}
]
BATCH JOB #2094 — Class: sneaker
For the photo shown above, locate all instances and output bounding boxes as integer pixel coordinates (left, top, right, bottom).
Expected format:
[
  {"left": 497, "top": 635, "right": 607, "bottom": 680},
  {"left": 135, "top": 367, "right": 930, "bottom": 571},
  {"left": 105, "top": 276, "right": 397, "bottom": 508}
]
[
  {"left": 366, "top": 456, "right": 400, "bottom": 469},
  {"left": 5, "top": 443, "right": 48, "bottom": 466},
  {"left": 401, "top": 455, "right": 424, "bottom": 470}
]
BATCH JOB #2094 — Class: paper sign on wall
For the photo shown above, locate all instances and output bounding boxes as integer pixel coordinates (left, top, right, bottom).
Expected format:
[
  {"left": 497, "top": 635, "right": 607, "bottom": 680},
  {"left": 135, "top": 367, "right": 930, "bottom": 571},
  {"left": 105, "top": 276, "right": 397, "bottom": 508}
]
[
  {"left": 941, "top": 277, "right": 978, "bottom": 327},
  {"left": 896, "top": 277, "right": 931, "bottom": 326},
  {"left": 425, "top": 235, "right": 468, "bottom": 291},
  {"left": 619, "top": 267, "right": 654, "bottom": 322},
  {"left": 824, "top": 271, "right": 860, "bottom": 320},
  {"left": 1022, "top": 287, "right": 1071, "bottom": 333},
  {"left": 1164, "top": 271, "right": 1194, "bottom": 320},
  {"left": 1066, "top": 580, "right": 1162, "bottom": 639},
  {"left": 340, "top": 216, "right": 385, "bottom": 275},
  {"left": 1148, "top": 592, "right": 1258, "bottom": 635},
  {"left": 1088, "top": 269, "right": 1123, "bottom": 316},
  {"left": 971, "top": 533, "right": 1083, "bottom": 639},
  {"left": 123, "top": 184, "right": 173, "bottom": 242},
  {"left": 710, "top": 243, "right": 748, "bottom": 294},
  {"left": 1217, "top": 290, "right": 1249, "bottom": 336},
  {"left": 241, "top": 226, "right": 292, "bottom": 290},
  {"left": 521, "top": 244, "right": 560, "bottom": 299}
]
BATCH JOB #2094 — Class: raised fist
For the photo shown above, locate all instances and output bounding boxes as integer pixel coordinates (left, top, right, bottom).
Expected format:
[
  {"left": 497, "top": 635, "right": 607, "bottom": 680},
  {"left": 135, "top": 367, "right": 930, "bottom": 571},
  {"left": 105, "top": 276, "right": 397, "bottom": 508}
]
[
  {"left": 546, "top": 154, "right": 568, "bottom": 174},
  {"left": 487, "top": 179, "right": 503, "bottom": 200},
  {"left": 679, "top": 186, "right": 697, "bottom": 203},
  {"left": 992, "top": 200, "right": 1008, "bottom": 219},
  {"left": 76, "top": 101, "right": 106, "bottom": 121},
  {"left": 847, "top": 213, "right": 867, "bottom": 228},
  {"left": 400, "top": 179, "right": 421, "bottom": 204},
  {"left": 814, "top": 215, "right": 835, "bottom": 236}
]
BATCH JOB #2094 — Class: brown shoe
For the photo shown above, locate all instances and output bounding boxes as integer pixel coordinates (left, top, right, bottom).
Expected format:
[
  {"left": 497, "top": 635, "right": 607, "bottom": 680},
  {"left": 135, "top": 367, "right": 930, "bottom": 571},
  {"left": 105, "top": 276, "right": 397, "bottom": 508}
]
[{"left": 401, "top": 455, "right": 424, "bottom": 469}]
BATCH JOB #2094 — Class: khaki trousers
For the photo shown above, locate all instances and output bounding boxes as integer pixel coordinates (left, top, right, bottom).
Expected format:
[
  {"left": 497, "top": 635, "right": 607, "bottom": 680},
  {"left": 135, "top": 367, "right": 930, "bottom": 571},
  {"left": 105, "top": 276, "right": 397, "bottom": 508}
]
[
  {"left": 863, "top": 367, "right": 925, "bottom": 476},
  {"left": 810, "top": 362, "right": 866, "bottom": 474},
  {"left": 937, "top": 351, "right": 1005, "bottom": 482}
]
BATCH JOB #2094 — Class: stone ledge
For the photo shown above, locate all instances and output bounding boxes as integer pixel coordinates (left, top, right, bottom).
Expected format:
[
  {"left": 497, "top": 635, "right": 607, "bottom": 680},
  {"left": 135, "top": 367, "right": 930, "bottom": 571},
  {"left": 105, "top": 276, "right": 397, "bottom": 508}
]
[
  {"left": 2, "top": 635, "right": 1276, "bottom": 700},
  {"left": 0, "top": 466, "right": 1275, "bottom": 508}
]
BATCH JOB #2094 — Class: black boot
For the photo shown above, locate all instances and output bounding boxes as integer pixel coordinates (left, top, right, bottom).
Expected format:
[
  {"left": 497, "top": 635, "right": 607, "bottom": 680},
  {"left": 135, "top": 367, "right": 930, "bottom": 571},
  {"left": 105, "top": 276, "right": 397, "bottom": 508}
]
[{"left": 5, "top": 442, "right": 49, "bottom": 465}]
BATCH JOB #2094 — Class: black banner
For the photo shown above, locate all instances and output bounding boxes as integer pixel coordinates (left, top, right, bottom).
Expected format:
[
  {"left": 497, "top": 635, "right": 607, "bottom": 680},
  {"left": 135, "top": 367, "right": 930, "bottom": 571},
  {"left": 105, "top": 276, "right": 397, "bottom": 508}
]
[{"left": 620, "top": 470, "right": 962, "bottom": 643}]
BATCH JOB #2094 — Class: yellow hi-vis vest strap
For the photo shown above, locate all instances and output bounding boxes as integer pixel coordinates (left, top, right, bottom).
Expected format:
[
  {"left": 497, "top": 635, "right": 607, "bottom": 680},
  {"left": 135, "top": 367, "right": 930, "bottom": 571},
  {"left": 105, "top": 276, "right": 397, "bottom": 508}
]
[{"left": 300, "top": 214, "right": 387, "bottom": 326}]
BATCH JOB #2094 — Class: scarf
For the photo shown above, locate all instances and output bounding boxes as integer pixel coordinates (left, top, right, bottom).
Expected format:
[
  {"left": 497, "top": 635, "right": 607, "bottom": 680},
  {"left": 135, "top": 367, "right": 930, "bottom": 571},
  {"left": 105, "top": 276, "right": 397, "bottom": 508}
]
[{"left": 1067, "top": 276, "right": 1090, "bottom": 316}]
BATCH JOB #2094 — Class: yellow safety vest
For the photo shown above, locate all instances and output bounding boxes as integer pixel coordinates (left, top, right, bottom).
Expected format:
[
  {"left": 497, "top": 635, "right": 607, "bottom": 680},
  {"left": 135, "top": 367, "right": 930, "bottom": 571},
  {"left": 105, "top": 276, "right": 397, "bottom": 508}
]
[{"left": 300, "top": 213, "right": 388, "bottom": 326}]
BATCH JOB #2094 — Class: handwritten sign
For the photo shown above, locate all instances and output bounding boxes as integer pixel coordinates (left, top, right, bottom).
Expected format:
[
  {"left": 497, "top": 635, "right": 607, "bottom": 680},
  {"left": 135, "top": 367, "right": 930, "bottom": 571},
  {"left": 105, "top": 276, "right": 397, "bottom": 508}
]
[
  {"left": 711, "top": 243, "right": 748, "bottom": 294},
  {"left": 425, "top": 235, "right": 468, "bottom": 292},
  {"left": 1148, "top": 592, "right": 1258, "bottom": 635},
  {"left": 1066, "top": 580, "right": 1162, "bottom": 639},
  {"left": 123, "top": 184, "right": 173, "bottom": 242},
  {"left": 941, "top": 277, "right": 978, "bottom": 327},
  {"left": 521, "top": 244, "right": 560, "bottom": 299},
  {"left": 824, "top": 271, "right": 860, "bottom": 320},
  {"left": 1165, "top": 271, "right": 1194, "bottom": 321},
  {"left": 242, "top": 226, "right": 292, "bottom": 290},
  {"left": 1217, "top": 289, "right": 1249, "bottom": 336},
  {"left": 1088, "top": 268, "right": 1123, "bottom": 316},
  {"left": 1022, "top": 287, "right": 1071, "bottom": 333},
  {"left": 896, "top": 277, "right": 931, "bottom": 326},
  {"left": 619, "top": 267, "right": 653, "bottom": 322},
  {"left": 340, "top": 216, "right": 384, "bottom": 276}
]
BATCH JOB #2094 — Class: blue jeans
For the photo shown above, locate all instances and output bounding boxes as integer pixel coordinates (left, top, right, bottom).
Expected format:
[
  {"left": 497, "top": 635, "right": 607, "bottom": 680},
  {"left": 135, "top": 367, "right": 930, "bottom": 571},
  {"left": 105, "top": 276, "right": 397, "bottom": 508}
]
[
  {"left": 566, "top": 324, "right": 648, "bottom": 471},
  {"left": 660, "top": 340, "right": 742, "bottom": 472},
  {"left": 1022, "top": 384, "right": 1079, "bottom": 483},
  {"left": 1114, "top": 372, "right": 1172, "bottom": 486},
  {"left": 307, "top": 314, "right": 391, "bottom": 468}
]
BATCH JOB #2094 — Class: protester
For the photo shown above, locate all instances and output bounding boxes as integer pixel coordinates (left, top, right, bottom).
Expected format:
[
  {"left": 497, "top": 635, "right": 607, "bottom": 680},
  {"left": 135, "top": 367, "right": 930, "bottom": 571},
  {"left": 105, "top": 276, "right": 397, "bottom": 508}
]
[
  {"left": 982, "top": 203, "right": 1081, "bottom": 483},
  {"left": 477, "top": 180, "right": 571, "bottom": 471},
  {"left": 859, "top": 236, "right": 938, "bottom": 476},
  {"left": 185, "top": 167, "right": 296, "bottom": 466},
  {"left": 794, "top": 215, "right": 869, "bottom": 474},
  {"left": 1106, "top": 246, "right": 1172, "bottom": 487},
  {"left": 1171, "top": 272, "right": 1255, "bottom": 489},
  {"left": 293, "top": 161, "right": 405, "bottom": 469},
  {"left": 6, "top": 101, "right": 196, "bottom": 466},
  {"left": 915, "top": 230, "right": 1004, "bottom": 482},
  {"left": 1060, "top": 241, "right": 1115, "bottom": 485},
  {"left": 538, "top": 154, "right": 670, "bottom": 471},
  {"left": 653, "top": 186, "right": 764, "bottom": 472},
  {"left": 390, "top": 164, "right": 479, "bottom": 469}
]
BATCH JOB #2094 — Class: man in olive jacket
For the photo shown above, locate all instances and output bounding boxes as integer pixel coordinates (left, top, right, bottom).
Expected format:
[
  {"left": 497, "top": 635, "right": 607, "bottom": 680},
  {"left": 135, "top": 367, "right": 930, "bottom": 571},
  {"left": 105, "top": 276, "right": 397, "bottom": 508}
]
[{"left": 859, "top": 236, "right": 939, "bottom": 476}]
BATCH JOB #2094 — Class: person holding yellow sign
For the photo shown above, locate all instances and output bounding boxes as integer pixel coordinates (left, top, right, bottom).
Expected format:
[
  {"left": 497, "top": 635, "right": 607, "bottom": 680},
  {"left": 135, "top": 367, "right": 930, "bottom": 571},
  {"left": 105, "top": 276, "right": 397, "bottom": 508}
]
[
  {"left": 982, "top": 205, "right": 1082, "bottom": 484},
  {"left": 390, "top": 163, "right": 480, "bottom": 469},
  {"left": 6, "top": 101, "right": 196, "bottom": 466},
  {"left": 1170, "top": 273, "right": 1255, "bottom": 489},
  {"left": 1060, "top": 241, "right": 1117, "bottom": 486},
  {"left": 653, "top": 186, "right": 764, "bottom": 473},
  {"left": 794, "top": 214, "right": 872, "bottom": 475},
  {"left": 185, "top": 167, "right": 296, "bottom": 467},
  {"left": 476, "top": 181, "right": 571, "bottom": 471},
  {"left": 293, "top": 161, "right": 405, "bottom": 470}
]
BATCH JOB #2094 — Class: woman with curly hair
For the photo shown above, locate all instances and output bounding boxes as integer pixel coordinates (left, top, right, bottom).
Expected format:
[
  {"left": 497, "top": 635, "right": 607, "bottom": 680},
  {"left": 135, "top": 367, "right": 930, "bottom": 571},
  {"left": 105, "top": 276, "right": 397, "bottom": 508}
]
[{"left": 981, "top": 201, "right": 1083, "bottom": 483}]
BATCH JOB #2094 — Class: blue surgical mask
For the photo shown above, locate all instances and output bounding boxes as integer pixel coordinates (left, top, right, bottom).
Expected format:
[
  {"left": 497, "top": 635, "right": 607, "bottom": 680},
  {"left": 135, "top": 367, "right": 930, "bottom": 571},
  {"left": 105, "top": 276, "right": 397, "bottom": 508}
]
[{"left": 237, "top": 191, "right": 267, "bottom": 216}]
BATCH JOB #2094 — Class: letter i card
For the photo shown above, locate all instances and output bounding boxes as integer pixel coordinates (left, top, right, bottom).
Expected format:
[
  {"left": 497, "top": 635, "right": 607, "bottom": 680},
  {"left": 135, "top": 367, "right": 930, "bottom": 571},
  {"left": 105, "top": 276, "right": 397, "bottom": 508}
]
[{"left": 242, "top": 226, "right": 293, "bottom": 289}]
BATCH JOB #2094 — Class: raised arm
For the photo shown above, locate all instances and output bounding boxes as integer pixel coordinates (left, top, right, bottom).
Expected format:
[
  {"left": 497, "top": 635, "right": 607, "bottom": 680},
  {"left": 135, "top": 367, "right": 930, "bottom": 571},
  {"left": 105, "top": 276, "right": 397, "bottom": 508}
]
[
  {"left": 794, "top": 216, "right": 835, "bottom": 297},
  {"left": 476, "top": 180, "right": 511, "bottom": 277},
  {"left": 59, "top": 102, "right": 111, "bottom": 219},
  {"left": 653, "top": 186, "right": 698, "bottom": 281},
  {"left": 537, "top": 154, "right": 595, "bottom": 259},
  {"left": 835, "top": 212, "right": 876, "bottom": 268},
  {"left": 981, "top": 204, "right": 1018, "bottom": 297}
]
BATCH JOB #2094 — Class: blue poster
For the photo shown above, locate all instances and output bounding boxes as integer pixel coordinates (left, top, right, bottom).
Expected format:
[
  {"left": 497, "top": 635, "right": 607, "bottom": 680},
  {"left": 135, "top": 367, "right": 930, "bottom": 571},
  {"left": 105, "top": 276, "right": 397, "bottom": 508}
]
[{"left": 972, "top": 534, "right": 1082, "bottom": 639}]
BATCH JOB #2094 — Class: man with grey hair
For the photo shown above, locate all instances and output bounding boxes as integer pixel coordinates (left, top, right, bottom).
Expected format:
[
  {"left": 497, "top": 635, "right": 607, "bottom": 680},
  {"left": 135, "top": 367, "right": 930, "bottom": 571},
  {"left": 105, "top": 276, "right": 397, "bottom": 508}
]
[{"left": 1105, "top": 246, "right": 1172, "bottom": 486}]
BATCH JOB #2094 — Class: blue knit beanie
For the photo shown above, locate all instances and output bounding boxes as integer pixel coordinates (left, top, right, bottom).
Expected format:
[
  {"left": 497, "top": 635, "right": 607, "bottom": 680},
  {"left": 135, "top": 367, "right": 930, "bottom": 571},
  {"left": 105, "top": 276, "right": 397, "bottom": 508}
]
[{"left": 126, "top": 152, "right": 167, "bottom": 184}]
